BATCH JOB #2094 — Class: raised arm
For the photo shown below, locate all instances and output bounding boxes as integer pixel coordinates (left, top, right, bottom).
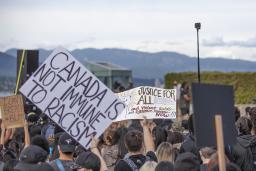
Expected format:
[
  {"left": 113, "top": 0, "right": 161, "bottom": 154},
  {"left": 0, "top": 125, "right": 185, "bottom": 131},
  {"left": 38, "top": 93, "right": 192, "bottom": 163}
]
[
  {"left": 140, "top": 118, "right": 155, "bottom": 152},
  {"left": 24, "top": 120, "right": 30, "bottom": 148}
]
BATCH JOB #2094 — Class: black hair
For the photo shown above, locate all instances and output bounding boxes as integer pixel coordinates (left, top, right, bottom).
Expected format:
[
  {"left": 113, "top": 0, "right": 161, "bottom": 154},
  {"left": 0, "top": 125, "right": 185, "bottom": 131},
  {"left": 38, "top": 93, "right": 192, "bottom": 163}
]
[
  {"left": 31, "top": 135, "right": 50, "bottom": 154},
  {"left": 29, "top": 125, "right": 41, "bottom": 138},
  {"left": 128, "top": 120, "right": 143, "bottom": 132},
  {"left": 76, "top": 152, "right": 101, "bottom": 171},
  {"left": 234, "top": 107, "right": 241, "bottom": 122},
  {"left": 125, "top": 130, "right": 143, "bottom": 152},
  {"left": 236, "top": 116, "right": 252, "bottom": 136},
  {"left": 117, "top": 127, "right": 128, "bottom": 159},
  {"left": 167, "top": 131, "right": 184, "bottom": 144},
  {"left": 188, "top": 115, "right": 194, "bottom": 134},
  {"left": 3, "top": 159, "right": 19, "bottom": 171},
  {"left": 152, "top": 126, "right": 167, "bottom": 149},
  {"left": 155, "top": 161, "right": 174, "bottom": 171}
]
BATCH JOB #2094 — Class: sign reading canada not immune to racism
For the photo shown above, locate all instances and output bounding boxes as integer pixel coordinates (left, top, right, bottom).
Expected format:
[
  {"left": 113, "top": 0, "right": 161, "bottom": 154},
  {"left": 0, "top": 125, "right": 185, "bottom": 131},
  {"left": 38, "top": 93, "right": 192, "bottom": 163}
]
[
  {"left": 20, "top": 48, "right": 125, "bottom": 148},
  {"left": 115, "top": 86, "right": 176, "bottom": 121}
]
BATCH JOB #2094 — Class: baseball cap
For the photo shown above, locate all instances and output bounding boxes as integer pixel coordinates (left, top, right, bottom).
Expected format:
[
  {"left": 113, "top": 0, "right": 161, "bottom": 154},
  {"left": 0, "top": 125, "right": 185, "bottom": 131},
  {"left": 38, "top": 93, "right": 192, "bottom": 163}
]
[
  {"left": 14, "top": 162, "right": 54, "bottom": 171},
  {"left": 19, "top": 145, "right": 48, "bottom": 163},
  {"left": 76, "top": 151, "right": 101, "bottom": 171},
  {"left": 58, "top": 133, "right": 76, "bottom": 153}
]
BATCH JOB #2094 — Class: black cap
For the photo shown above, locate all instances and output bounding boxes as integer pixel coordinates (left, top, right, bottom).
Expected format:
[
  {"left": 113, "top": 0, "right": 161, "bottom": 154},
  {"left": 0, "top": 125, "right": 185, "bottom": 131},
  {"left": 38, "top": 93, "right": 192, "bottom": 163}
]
[
  {"left": 19, "top": 145, "right": 48, "bottom": 164},
  {"left": 76, "top": 151, "right": 101, "bottom": 171},
  {"left": 14, "top": 162, "right": 54, "bottom": 171},
  {"left": 58, "top": 133, "right": 76, "bottom": 153},
  {"left": 174, "top": 152, "right": 200, "bottom": 171}
]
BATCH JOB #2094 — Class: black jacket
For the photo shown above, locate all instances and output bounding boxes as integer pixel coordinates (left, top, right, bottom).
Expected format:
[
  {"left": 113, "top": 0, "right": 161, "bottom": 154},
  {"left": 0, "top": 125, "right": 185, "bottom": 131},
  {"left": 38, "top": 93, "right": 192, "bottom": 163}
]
[{"left": 231, "top": 134, "right": 256, "bottom": 171}]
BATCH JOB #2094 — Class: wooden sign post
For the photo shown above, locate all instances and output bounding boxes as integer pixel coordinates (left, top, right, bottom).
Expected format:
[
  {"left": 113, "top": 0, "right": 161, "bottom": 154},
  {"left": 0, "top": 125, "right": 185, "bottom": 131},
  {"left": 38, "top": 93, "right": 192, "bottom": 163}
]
[{"left": 215, "top": 115, "right": 226, "bottom": 171}]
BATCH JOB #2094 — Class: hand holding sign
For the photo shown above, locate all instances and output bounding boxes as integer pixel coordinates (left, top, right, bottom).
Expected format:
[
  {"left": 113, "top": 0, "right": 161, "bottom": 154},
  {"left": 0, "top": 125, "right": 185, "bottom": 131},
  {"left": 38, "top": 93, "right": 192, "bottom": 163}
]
[{"left": 19, "top": 48, "right": 125, "bottom": 148}]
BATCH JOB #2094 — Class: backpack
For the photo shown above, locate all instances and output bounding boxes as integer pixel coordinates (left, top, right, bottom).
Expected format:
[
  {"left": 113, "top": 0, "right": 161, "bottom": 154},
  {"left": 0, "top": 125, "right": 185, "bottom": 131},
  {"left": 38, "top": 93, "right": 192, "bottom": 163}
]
[{"left": 122, "top": 154, "right": 151, "bottom": 171}]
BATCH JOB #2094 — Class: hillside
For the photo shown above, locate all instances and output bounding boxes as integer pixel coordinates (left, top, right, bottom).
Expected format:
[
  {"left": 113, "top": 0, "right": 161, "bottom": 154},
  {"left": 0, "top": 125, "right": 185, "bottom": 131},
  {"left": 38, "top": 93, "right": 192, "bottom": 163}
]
[{"left": 3, "top": 48, "right": 256, "bottom": 79}]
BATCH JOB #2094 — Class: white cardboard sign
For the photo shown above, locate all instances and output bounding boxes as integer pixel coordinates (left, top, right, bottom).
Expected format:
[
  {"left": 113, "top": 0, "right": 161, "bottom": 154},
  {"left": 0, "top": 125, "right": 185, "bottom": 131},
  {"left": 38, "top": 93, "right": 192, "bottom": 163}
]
[
  {"left": 115, "top": 86, "right": 176, "bottom": 121},
  {"left": 20, "top": 48, "right": 125, "bottom": 148}
]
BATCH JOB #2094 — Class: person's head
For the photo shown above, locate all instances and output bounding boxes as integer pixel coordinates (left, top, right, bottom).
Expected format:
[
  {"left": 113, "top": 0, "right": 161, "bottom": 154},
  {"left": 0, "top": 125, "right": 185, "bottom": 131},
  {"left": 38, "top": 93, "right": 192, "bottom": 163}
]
[
  {"left": 19, "top": 145, "right": 48, "bottom": 164},
  {"left": 152, "top": 126, "right": 167, "bottom": 149},
  {"left": 188, "top": 115, "right": 194, "bottom": 134},
  {"left": 3, "top": 159, "right": 19, "bottom": 171},
  {"left": 76, "top": 151, "right": 101, "bottom": 171},
  {"left": 125, "top": 130, "right": 143, "bottom": 153},
  {"left": 207, "top": 152, "right": 230, "bottom": 171},
  {"left": 103, "top": 127, "right": 119, "bottom": 146},
  {"left": 31, "top": 135, "right": 50, "bottom": 154},
  {"left": 155, "top": 161, "right": 174, "bottom": 171},
  {"left": 174, "top": 152, "right": 200, "bottom": 171},
  {"left": 209, "top": 162, "right": 241, "bottom": 171},
  {"left": 167, "top": 131, "right": 184, "bottom": 145},
  {"left": 200, "top": 147, "right": 216, "bottom": 164},
  {"left": 14, "top": 162, "right": 54, "bottom": 171},
  {"left": 156, "top": 142, "right": 175, "bottom": 163},
  {"left": 234, "top": 107, "right": 241, "bottom": 122},
  {"left": 29, "top": 125, "right": 41, "bottom": 138},
  {"left": 181, "top": 81, "right": 189, "bottom": 91},
  {"left": 116, "top": 127, "right": 129, "bottom": 159},
  {"left": 2, "top": 149, "right": 16, "bottom": 162},
  {"left": 139, "top": 161, "right": 157, "bottom": 171},
  {"left": 58, "top": 133, "right": 76, "bottom": 157},
  {"left": 236, "top": 116, "right": 252, "bottom": 136},
  {"left": 245, "top": 107, "right": 251, "bottom": 116},
  {"left": 250, "top": 107, "right": 256, "bottom": 132}
]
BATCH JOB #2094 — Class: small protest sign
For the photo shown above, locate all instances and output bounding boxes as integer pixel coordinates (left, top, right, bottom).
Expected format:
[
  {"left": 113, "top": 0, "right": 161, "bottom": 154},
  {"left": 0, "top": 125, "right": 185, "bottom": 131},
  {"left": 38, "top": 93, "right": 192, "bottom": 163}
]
[
  {"left": 19, "top": 48, "right": 125, "bottom": 148},
  {"left": 115, "top": 86, "right": 176, "bottom": 121},
  {"left": 0, "top": 95, "right": 25, "bottom": 128},
  {"left": 192, "top": 83, "right": 236, "bottom": 147}
]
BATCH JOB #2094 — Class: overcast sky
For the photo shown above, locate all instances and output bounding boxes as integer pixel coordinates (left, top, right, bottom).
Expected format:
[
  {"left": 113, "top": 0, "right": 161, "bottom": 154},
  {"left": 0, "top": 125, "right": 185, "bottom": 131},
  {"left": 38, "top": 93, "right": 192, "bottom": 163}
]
[{"left": 1, "top": 0, "right": 256, "bottom": 61}]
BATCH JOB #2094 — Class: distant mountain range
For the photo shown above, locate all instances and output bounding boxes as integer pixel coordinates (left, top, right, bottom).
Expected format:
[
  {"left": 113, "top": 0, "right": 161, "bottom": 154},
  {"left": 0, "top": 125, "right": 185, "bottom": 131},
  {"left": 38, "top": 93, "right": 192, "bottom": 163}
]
[{"left": 1, "top": 48, "right": 256, "bottom": 79}]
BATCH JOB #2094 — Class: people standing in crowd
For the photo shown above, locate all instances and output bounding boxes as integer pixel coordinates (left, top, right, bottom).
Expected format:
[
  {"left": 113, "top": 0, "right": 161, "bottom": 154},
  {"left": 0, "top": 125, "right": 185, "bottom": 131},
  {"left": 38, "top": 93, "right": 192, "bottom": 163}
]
[
  {"left": 173, "top": 80, "right": 181, "bottom": 116},
  {"left": 114, "top": 118, "right": 157, "bottom": 171},
  {"left": 155, "top": 161, "right": 174, "bottom": 171},
  {"left": 179, "top": 81, "right": 191, "bottom": 121}
]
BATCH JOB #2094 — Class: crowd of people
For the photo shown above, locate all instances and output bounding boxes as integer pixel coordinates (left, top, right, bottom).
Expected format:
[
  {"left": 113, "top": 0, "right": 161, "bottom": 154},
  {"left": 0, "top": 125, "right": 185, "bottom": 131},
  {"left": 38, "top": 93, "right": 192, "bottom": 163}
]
[{"left": 0, "top": 82, "right": 256, "bottom": 171}]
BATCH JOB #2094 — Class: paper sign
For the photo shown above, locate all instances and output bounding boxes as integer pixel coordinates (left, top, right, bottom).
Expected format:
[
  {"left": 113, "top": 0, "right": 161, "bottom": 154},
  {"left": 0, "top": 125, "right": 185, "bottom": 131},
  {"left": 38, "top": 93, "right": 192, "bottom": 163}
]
[
  {"left": 19, "top": 48, "right": 125, "bottom": 148},
  {"left": 192, "top": 83, "right": 236, "bottom": 147},
  {"left": 0, "top": 95, "right": 25, "bottom": 128},
  {"left": 115, "top": 86, "right": 176, "bottom": 121}
]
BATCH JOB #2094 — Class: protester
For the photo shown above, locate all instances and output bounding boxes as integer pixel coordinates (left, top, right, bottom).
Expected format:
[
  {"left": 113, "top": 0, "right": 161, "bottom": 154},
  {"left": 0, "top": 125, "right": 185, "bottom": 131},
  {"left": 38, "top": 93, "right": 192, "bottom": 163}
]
[
  {"left": 156, "top": 142, "right": 175, "bottom": 163},
  {"left": 179, "top": 81, "right": 191, "bottom": 120},
  {"left": 76, "top": 151, "right": 101, "bottom": 171},
  {"left": 50, "top": 133, "right": 79, "bottom": 171},
  {"left": 155, "top": 161, "right": 174, "bottom": 171},
  {"left": 114, "top": 118, "right": 157, "bottom": 171},
  {"left": 199, "top": 147, "right": 216, "bottom": 171},
  {"left": 231, "top": 116, "right": 256, "bottom": 170},
  {"left": 139, "top": 161, "right": 157, "bottom": 171},
  {"left": 174, "top": 152, "right": 200, "bottom": 171}
]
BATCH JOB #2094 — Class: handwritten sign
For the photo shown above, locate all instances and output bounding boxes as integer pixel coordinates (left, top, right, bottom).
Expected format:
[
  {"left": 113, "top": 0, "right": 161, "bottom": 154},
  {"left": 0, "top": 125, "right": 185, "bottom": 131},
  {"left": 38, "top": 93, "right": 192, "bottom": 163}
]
[
  {"left": 0, "top": 95, "right": 25, "bottom": 128},
  {"left": 20, "top": 48, "right": 125, "bottom": 148},
  {"left": 115, "top": 86, "right": 176, "bottom": 121}
]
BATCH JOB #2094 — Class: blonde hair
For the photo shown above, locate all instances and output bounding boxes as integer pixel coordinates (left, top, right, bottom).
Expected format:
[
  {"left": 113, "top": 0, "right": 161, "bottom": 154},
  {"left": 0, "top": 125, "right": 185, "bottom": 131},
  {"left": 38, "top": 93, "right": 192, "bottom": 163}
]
[
  {"left": 140, "top": 161, "right": 157, "bottom": 171},
  {"left": 156, "top": 142, "right": 174, "bottom": 162}
]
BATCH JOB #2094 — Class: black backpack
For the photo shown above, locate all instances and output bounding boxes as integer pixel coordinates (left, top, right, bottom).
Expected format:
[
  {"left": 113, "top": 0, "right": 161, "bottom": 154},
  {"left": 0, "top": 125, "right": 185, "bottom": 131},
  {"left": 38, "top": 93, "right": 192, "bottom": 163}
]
[{"left": 122, "top": 154, "right": 151, "bottom": 171}]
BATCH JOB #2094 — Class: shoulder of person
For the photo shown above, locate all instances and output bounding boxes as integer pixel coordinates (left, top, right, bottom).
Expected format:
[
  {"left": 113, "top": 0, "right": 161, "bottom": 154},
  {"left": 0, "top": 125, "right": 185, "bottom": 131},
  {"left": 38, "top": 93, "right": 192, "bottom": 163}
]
[{"left": 146, "top": 151, "right": 157, "bottom": 162}]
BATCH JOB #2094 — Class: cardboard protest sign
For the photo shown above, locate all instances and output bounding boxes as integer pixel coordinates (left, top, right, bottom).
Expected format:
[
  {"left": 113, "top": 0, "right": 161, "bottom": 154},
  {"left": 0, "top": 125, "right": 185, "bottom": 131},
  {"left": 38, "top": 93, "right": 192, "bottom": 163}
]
[
  {"left": 19, "top": 48, "right": 125, "bottom": 148},
  {"left": 0, "top": 95, "right": 25, "bottom": 128},
  {"left": 115, "top": 86, "right": 176, "bottom": 121},
  {"left": 192, "top": 83, "right": 236, "bottom": 147}
]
